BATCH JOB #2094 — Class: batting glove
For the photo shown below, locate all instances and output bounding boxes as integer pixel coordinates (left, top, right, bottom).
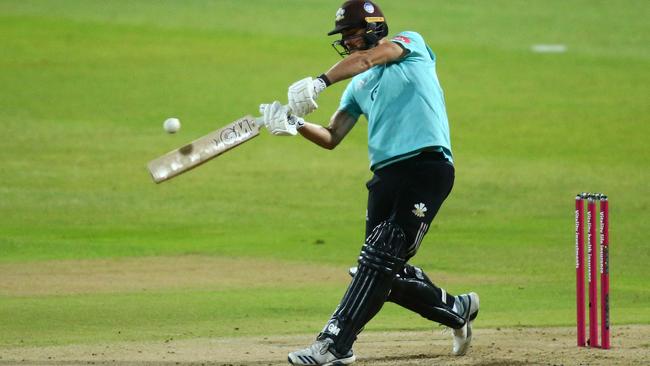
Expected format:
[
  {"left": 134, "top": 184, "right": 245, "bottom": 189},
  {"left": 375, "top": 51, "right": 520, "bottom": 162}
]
[
  {"left": 288, "top": 75, "right": 329, "bottom": 117},
  {"left": 259, "top": 101, "right": 299, "bottom": 136}
]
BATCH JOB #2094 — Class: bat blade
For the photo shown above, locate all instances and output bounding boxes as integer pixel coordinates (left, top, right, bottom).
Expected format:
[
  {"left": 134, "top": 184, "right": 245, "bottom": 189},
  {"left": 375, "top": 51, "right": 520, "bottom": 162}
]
[{"left": 148, "top": 115, "right": 262, "bottom": 183}]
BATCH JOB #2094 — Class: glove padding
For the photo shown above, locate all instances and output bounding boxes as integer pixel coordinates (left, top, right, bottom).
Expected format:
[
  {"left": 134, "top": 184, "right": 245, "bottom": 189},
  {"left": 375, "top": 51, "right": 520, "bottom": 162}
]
[
  {"left": 260, "top": 101, "right": 300, "bottom": 136},
  {"left": 288, "top": 77, "right": 327, "bottom": 117}
]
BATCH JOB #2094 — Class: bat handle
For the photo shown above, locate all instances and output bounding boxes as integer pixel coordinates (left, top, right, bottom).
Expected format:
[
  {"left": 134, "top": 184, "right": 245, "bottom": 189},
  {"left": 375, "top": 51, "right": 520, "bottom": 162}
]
[
  {"left": 256, "top": 104, "right": 268, "bottom": 128},
  {"left": 254, "top": 116, "right": 265, "bottom": 128}
]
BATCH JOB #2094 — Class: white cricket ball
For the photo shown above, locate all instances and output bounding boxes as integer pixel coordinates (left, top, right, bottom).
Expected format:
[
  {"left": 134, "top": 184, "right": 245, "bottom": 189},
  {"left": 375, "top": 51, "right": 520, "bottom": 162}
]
[{"left": 163, "top": 117, "right": 181, "bottom": 134}]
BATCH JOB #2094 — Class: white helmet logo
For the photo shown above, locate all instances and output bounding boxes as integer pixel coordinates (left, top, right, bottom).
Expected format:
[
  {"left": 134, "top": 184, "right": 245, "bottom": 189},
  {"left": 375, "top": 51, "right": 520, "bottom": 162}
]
[
  {"left": 364, "top": 2, "right": 375, "bottom": 14},
  {"left": 335, "top": 8, "right": 345, "bottom": 21}
]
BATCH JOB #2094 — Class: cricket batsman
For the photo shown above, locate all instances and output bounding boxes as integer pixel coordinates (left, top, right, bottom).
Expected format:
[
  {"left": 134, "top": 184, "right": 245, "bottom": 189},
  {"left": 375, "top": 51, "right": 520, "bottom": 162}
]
[{"left": 260, "top": 1, "right": 479, "bottom": 364}]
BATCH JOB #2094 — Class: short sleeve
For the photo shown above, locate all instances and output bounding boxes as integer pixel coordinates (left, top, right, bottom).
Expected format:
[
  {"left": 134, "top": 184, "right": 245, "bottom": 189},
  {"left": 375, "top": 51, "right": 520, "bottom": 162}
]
[
  {"left": 338, "top": 80, "right": 363, "bottom": 120},
  {"left": 391, "top": 31, "right": 433, "bottom": 61}
]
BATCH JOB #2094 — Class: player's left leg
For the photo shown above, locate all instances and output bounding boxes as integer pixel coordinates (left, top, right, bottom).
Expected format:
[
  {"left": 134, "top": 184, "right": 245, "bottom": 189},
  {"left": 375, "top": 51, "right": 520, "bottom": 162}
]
[
  {"left": 451, "top": 291, "right": 480, "bottom": 356},
  {"left": 392, "top": 155, "right": 480, "bottom": 355},
  {"left": 349, "top": 264, "right": 465, "bottom": 327}
]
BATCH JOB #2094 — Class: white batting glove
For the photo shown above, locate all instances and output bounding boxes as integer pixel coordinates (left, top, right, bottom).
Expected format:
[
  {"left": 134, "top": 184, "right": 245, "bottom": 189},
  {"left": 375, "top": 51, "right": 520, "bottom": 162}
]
[
  {"left": 259, "top": 101, "right": 303, "bottom": 136},
  {"left": 288, "top": 76, "right": 329, "bottom": 117}
]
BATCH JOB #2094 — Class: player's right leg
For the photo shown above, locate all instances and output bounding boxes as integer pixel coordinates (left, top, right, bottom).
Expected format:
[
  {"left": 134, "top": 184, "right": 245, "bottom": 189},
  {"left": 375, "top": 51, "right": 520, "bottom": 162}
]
[{"left": 288, "top": 221, "right": 408, "bottom": 365}]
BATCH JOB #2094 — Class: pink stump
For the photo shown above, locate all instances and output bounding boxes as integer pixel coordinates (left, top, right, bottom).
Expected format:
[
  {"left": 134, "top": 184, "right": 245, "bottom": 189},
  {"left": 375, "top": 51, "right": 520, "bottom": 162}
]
[
  {"left": 587, "top": 197, "right": 599, "bottom": 347},
  {"left": 575, "top": 195, "right": 586, "bottom": 347},
  {"left": 600, "top": 197, "right": 610, "bottom": 349}
]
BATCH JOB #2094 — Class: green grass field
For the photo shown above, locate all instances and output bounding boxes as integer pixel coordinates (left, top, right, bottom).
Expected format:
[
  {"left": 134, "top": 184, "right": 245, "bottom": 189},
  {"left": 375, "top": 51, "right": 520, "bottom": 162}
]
[{"left": 1, "top": 0, "right": 649, "bottom": 350}]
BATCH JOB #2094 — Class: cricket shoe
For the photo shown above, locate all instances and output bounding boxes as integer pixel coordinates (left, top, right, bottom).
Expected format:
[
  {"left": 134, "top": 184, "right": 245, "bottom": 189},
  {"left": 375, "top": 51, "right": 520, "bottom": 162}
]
[
  {"left": 288, "top": 338, "right": 356, "bottom": 365},
  {"left": 452, "top": 292, "right": 480, "bottom": 356}
]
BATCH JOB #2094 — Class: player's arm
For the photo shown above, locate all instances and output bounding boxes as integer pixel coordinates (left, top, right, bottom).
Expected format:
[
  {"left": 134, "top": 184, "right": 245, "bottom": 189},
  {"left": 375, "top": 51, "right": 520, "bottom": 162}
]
[
  {"left": 323, "top": 41, "right": 406, "bottom": 84},
  {"left": 288, "top": 40, "right": 406, "bottom": 117},
  {"left": 298, "top": 109, "right": 358, "bottom": 150},
  {"left": 259, "top": 101, "right": 357, "bottom": 150}
]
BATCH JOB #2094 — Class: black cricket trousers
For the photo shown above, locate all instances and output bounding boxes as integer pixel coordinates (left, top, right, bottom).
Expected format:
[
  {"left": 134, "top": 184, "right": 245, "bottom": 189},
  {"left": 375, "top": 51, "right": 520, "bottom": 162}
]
[{"left": 365, "top": 150, "right": 455, "bottom": 259}]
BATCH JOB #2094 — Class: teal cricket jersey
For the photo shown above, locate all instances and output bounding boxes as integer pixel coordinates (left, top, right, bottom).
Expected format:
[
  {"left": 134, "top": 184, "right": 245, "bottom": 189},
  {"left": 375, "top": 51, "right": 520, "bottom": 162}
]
[{"left": 338, "top": 31, "right": 452, "bottom": 170}]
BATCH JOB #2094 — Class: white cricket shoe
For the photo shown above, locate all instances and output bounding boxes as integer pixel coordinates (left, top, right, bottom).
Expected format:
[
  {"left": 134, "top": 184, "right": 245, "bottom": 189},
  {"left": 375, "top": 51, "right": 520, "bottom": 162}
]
[
  {"left": 452, "top": 292, "right": 480, "bottom": 356},
  {"left": 288, "top": 338, "right": 356, "bottom": 366}
]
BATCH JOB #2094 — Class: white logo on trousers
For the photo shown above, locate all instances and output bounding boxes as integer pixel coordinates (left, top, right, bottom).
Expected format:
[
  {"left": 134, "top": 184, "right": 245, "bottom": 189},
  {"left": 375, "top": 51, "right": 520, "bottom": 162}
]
[{"left": 412, "top": 203, "right": 427, "bottom": 217}]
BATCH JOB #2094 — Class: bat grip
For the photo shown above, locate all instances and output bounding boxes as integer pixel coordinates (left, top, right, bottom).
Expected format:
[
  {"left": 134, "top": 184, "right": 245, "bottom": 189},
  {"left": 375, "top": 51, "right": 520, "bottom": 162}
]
[{"left": 254, "top": 116, "right": 265, "bottom": 128}]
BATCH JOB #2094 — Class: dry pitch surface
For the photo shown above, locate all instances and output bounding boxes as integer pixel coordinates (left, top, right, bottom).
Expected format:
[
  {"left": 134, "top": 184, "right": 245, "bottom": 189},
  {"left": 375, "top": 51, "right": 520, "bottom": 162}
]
[
  {"left": 1, "top": 257, "right": 648, "bottom": 365},
  {"left": 2, "top": 326, "right": 649, "bottom": 366}
]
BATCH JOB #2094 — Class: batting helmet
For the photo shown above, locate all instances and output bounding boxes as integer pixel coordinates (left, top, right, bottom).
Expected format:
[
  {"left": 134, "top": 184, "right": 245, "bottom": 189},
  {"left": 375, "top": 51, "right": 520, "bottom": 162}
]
[{"left": 328, "top": 1, "right": 389, "bottom": 56}]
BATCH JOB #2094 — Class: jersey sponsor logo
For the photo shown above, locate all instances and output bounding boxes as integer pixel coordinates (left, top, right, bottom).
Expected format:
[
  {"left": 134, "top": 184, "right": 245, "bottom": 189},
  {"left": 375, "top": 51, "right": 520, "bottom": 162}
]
[
  {"left": 363, "top": 2, "right": 375, "bottom": 13},
  {"left": 356, "top": 79, "right": 365, "bottom": 90},
  {"left": 356, "top": 73, "right": 378, "bottom": 91},
  {"left": 393, "top": 35, "right": 411, "bottom": 44},
  {"left": 412, "top": 203, "right": 427, "bottom": 218},
  {"left": 335, "top": 8, "right": 345, "bottom": 21}
]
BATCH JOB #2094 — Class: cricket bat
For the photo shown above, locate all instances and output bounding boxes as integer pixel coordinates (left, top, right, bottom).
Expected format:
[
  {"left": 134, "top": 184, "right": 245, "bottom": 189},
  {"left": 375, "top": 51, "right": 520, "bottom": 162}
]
[{"left": 147, "top": 114, "right": 265, "bottom": 184}]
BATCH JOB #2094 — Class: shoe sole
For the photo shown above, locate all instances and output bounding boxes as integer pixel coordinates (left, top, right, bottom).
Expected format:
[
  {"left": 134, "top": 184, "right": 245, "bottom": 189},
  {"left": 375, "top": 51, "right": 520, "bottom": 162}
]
[{"left": 288, "top": 355, "right": 356, "bottom": 366}]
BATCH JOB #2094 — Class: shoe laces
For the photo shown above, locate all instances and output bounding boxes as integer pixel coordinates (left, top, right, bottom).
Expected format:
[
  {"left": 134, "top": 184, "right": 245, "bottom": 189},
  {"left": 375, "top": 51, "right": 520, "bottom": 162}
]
[
  {"left": 313, "top": 339, "right": 331, "bottom": 355},
  {"left": 456, "top": 295, "right": 470, "bottom": 319}
]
